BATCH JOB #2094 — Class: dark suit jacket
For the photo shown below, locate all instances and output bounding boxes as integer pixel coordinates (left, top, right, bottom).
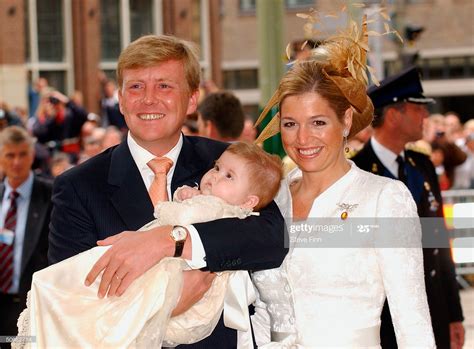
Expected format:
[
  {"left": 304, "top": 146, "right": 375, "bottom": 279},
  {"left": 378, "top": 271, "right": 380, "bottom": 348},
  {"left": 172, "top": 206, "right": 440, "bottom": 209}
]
[
  {"left": 48, "top": 135, "right": 287, "bottom": 348},
  {"left": 0, "top": 176, "right": 52, "bottom": 337},
  {"left": 352, "top": 140, "right": 464, "bottom": 348}
]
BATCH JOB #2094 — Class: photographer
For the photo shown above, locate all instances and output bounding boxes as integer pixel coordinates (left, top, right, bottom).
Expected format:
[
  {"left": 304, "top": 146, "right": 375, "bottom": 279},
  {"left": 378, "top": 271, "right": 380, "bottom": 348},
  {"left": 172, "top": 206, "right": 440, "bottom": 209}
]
[{"left": 31, "top": 90, "right": 87, "bottom": 157}]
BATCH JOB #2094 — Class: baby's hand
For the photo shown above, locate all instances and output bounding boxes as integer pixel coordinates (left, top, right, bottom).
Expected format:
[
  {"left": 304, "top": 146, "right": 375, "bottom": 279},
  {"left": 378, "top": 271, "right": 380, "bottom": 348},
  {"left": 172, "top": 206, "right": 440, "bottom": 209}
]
[{"left": 175, "top": 186, "right": 201, "bottom": 202}]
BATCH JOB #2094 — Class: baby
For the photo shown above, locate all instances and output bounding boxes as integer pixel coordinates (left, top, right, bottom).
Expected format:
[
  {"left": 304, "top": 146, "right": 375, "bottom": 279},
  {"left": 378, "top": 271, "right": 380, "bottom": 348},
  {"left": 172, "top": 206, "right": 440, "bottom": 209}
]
[{"left": 15, "top": 142, "right": 283, "bottom": 349}]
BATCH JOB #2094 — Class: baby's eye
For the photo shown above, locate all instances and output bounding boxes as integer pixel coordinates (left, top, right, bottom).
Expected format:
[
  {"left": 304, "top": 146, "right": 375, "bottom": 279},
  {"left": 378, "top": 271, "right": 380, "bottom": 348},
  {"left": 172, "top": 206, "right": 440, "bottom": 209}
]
[
  {"left": 225, "top": 173, "right": 233, "bottom": 180},
  {"left": 214, "top": 164, "right": 220, "bottom": 171}
]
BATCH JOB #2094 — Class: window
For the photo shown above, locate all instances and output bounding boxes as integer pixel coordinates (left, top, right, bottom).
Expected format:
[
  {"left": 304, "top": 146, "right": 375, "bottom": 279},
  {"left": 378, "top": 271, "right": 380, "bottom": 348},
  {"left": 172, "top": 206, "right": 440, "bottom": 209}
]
[
  {"left": 240, "top": 0, "right": 314, "bottom": 12},
  {"left": 101, "top": 0, "right": 121, "bottom": 61},
  {"left": 223, "top": 69, "right": 259, "bottom": 90},
  {"left": 37, "top": 0, "right": 64, "bottom": 61},
  {"left": 130, "top": 0, "right": 153, "bottom": 41},
  {"left": 385, "top": 56, "right": 474, "bottom": 81},
  {"left": 25, "top": 0, "right": 72, "bottom": 94}
]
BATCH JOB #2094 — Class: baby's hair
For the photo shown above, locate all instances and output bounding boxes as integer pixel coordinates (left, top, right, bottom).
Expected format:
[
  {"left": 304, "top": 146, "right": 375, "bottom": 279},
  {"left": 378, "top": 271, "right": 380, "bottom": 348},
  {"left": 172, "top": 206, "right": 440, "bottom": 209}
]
[{"left": 225, "top": 142, "right": 283, "bottom": 210}]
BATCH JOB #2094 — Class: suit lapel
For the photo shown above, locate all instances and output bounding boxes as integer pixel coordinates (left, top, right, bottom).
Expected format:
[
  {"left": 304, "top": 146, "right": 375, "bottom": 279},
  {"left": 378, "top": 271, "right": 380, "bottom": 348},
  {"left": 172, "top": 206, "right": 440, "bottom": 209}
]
[
  {"left": 21, "top": 178, "right": 48, "bottom": 276},
  {"left": 108, "top": 141, "right": 155, "bottom": 230},
  {"left": 171, "top": 136, "right": 213, "bottom": 194}
]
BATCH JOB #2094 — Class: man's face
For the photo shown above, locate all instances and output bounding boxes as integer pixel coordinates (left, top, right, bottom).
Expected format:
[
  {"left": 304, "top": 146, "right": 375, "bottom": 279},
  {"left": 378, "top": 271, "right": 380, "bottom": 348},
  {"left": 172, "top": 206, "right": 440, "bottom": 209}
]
[
  {"left": 0, "top": 142, "right": 34, "bottom": 186},
  {"left": 396, "top": 103, "right": 429, "bottom": 143},
  {"left": 118, "top": 60, "right": 199, "bottom": 154}
]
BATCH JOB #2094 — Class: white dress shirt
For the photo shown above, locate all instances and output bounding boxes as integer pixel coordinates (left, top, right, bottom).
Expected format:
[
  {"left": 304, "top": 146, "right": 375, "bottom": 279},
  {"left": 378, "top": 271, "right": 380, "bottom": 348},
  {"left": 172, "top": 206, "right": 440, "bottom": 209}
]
[
  {"left": 0, "top": 172, "right": 34, "bottom": 294},
  {"left": 127, "top": 132, "right": 206, "bottom": 268},
  {"left": 371, "top": 136, "right": 405, "bottom": 180}
]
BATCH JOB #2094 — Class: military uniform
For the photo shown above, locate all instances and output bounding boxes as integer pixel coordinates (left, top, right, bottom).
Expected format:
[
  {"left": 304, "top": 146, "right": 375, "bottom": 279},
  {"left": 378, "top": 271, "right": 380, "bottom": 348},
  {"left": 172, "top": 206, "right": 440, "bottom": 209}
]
[{"left": 352, "top": 141, "right": 464, "bottom": 348}]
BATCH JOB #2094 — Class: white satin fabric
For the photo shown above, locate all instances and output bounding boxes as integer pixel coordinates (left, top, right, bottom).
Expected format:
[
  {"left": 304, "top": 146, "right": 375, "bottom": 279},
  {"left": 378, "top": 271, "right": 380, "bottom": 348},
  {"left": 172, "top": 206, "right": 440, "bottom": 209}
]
[
  {"left": 14, "top": 192, "right": 256, "bottom": 348},
  {"left": 252, "top": 162, "right": 436, "bottom": 348}
]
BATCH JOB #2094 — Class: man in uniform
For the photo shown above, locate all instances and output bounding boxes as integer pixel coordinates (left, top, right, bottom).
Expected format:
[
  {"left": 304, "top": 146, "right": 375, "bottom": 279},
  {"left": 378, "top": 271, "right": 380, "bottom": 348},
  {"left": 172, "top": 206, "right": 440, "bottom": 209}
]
[{"left": 352, "top": 67, "right": 464, "bottom": 349}]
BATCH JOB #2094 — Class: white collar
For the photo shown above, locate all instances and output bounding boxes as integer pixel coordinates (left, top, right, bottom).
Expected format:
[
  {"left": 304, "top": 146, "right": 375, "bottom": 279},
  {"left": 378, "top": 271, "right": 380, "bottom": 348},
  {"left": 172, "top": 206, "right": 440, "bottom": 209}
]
[
  {"left": 371, "top": 137, "right": 404, "bottom": 176},
  {"left": 127, "top": 132, "right": 183, "bottom": 172}
]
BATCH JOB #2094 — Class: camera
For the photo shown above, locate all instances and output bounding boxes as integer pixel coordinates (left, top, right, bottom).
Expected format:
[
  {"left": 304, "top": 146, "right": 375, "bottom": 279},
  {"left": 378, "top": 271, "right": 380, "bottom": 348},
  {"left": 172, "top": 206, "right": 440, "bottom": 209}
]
[{"left": 49, "top": 96, "right": 60, "bottom": 105}]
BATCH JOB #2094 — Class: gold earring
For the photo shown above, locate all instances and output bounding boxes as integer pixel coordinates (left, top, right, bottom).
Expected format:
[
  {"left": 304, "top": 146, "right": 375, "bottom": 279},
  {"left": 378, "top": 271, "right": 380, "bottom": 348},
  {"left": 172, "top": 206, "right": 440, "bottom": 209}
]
[{"left": 343, "top": 130, "right": 349, "bottom": 153}]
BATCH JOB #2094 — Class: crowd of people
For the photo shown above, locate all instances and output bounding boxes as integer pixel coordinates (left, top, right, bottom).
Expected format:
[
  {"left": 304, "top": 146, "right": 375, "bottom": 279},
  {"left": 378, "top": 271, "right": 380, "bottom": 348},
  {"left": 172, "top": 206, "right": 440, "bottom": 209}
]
[{"left": 0, "top": 12, "right": 471, "bottom": 349}]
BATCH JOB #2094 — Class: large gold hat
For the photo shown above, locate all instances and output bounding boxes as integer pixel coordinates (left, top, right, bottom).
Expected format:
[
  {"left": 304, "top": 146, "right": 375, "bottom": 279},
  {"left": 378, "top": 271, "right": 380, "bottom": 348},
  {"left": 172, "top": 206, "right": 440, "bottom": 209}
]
[{"left": 255, "top": 13, "right": 383, "bottom": 144}]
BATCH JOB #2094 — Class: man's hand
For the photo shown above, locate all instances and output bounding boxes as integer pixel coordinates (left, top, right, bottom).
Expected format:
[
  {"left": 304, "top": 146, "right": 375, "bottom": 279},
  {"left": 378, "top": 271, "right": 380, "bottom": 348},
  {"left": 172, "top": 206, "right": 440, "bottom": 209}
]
[
  {"left": 85, "top": 226, "right": 174, "bottom": 298},
  {"left": 171, "top": 270, "right": 216, "bottom": 317},
  {"left": 449, "top": 321, "right": 465, "bottom": 349}
]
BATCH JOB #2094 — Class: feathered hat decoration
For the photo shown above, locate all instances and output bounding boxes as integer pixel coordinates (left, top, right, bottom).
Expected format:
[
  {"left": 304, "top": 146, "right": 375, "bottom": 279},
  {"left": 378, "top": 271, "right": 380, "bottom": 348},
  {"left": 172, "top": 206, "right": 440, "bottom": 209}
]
[{"left": 255, "top": 4, "right": 402, "bottom": 144}]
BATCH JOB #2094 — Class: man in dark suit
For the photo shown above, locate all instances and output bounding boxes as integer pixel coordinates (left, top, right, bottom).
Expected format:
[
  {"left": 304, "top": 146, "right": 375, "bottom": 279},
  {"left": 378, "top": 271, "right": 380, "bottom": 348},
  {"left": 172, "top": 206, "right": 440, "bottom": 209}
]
[
  {"left": 48, "top": 35, "right": 286, "bottom": 348},
  {"left": 0, "top": 126, "right": 52, "bottom": 348},
  {"left": 352, "top": 67, "right": 464, "bottom": 349}
]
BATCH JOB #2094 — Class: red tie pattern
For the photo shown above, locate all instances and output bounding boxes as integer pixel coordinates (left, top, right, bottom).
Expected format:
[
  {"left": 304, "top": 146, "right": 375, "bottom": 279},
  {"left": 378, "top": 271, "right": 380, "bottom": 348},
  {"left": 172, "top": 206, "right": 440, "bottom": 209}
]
[{"left": 0, "top": 191, "right": 19, "bottom": 293}]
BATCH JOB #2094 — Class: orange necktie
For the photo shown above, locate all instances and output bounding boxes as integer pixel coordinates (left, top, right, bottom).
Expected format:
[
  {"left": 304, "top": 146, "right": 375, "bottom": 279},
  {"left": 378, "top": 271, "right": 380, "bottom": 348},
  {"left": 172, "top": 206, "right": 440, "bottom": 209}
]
[{"left": 147, "top": 157, "right": 173, "bottom": 206}]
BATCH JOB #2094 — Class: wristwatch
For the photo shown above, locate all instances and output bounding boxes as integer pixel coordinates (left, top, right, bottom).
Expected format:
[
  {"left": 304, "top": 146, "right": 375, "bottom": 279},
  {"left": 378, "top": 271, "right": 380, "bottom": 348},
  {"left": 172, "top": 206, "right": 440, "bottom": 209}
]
[{"left": 170, "top": 225, "right": 188, "bottom": 257}]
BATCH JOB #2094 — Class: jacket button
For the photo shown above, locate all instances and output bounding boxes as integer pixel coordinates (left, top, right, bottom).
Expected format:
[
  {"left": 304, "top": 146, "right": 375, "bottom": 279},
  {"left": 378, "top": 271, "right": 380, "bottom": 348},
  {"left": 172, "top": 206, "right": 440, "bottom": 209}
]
[
  {"left": 433, "top": 249, "right": 439, "bottom": 255},
  {"left": 430, "top": 270, "right": 436, "bottom": 277}
]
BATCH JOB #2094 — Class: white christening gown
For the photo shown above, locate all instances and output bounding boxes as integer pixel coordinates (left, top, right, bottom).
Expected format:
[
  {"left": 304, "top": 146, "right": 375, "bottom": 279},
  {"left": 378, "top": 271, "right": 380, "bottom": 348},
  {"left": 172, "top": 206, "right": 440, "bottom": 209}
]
[{"left": 14, "top": 192, "right": 257, "bottom": 349}]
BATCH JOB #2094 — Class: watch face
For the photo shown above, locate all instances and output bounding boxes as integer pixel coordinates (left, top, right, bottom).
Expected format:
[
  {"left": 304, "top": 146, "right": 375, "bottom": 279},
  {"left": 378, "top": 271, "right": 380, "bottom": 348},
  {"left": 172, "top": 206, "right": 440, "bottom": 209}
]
[{"left": 172, "top": 227, "right": 187, "bottom": 241}]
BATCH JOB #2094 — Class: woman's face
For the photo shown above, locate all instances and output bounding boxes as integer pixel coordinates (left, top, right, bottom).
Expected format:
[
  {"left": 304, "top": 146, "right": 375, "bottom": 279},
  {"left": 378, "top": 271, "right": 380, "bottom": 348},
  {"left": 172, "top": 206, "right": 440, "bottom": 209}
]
[{"left": 280, "top": 92, "right": 350, "bottom": 174}]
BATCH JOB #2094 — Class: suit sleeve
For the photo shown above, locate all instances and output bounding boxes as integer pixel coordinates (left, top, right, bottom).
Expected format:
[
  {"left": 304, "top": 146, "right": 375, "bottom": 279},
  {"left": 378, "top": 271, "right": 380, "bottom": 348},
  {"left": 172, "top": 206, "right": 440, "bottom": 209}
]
[
  {"left": 48, "top": 174, "right": 98, "bottom": 264},
  {"left": 194, "top": 200, "right": 287, "bottom": 272}
]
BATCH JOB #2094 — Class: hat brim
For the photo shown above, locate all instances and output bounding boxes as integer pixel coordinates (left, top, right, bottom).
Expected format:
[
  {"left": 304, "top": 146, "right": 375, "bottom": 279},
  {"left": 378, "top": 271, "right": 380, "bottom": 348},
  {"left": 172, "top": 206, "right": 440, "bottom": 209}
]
[{"left": 406, "top": 96, "right": 436, "bottom": 104}]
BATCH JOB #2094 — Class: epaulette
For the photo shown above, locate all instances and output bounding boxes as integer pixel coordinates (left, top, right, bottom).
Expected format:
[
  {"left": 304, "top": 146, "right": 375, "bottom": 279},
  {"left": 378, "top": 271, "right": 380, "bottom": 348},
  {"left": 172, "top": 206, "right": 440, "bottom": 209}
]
[
  {"left": 345, "top": 148, "right": 360, "bottom": 159},
  {"left": 405, "top": 141, "right": 431, "bottom": 157}
]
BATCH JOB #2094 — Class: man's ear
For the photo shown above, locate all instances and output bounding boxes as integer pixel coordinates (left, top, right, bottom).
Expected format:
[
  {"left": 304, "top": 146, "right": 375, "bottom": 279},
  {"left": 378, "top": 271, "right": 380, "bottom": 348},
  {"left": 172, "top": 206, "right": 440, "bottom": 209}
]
[
  {"left": 186, "top": 89, "right": 200, "bottom": 115},
  {"left": 118, "top": 89, "right": 124, "bottom": 115},
  {"left": 240, "top": 195, "right": 260, "bottom": 210},
  {"left": 385, "top": 107, "right": 400, "bottom": 128}
]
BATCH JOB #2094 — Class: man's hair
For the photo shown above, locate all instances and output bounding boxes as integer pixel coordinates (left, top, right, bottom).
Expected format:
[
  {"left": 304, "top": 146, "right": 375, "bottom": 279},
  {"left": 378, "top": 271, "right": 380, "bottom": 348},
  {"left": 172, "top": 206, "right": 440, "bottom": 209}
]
[
  {"left": 225, "top": 142, "right": 283, "bottom": 211},
  {"left": 0, "top": 126, "right": 35, "bottom": 150},
  {"left": 371, "top": 102, "right": 406, "bottom": 129},
  {"left": 116, "top": 35, "right": 201, "bottom": 92},
  {"left": 198, "top": 91, "right": 245, "bottom": 139}
]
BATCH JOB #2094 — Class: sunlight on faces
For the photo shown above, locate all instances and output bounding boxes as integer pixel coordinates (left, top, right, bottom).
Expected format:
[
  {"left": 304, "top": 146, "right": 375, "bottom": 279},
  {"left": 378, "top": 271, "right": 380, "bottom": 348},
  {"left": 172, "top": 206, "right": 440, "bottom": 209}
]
[
  {"left": 118, "top": 60, "right": 199, "bottom": 154},
  {"left": 0, "top": 143, "right": 34, "bottom": 187},
  {"left": 280, "top": 92, "right": 352, "bottom": 176},
  {"left": 199, "top": 151, "right": 259, "bottom": 209}
]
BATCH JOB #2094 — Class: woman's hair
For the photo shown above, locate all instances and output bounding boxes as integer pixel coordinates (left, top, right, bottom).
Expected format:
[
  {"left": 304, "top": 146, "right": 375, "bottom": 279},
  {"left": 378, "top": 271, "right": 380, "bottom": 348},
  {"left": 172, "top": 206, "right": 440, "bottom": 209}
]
[
  {"left": 277, "top": 61, "right": 350, "bottom": 123},
  {"left": 225, "top": 142, "right": 283, "bottom": 211},
  {"left": 116, "top": 35, "right": 201, "bottom": 92}
]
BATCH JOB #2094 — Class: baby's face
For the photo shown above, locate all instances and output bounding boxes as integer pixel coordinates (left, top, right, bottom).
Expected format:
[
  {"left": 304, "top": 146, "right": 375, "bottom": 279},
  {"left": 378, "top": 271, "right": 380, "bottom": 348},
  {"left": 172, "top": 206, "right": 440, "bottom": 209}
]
[{"left": 200, "top": 151, "right": 256, "bottom": 208}]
